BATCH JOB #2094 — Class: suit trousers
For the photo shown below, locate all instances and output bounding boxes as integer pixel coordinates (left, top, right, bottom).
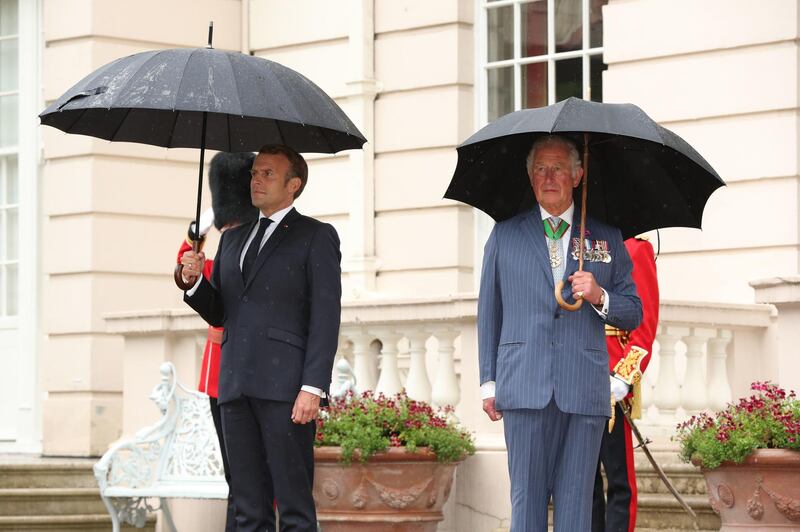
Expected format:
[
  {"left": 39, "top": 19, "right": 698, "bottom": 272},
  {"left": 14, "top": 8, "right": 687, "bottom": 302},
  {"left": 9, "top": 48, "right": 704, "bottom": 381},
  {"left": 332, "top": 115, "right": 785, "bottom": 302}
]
[
  {"left": 220, "top": 396, "right": 317, "bottom": 532},
  {"left": 592, "top": 402, "right": 637, "bottom": 532},
  {"left": 504, "top": 398, "right": 605, "bottom": 532},
  {"left": 209, "top": 397, "right": 236, "bottom": 532}
]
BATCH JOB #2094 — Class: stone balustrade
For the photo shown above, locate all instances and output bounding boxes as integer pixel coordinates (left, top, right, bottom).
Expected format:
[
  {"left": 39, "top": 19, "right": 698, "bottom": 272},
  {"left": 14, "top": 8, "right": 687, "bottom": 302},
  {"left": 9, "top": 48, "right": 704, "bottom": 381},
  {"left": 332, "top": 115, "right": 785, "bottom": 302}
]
[
  {"left": 639, "top": 300, "right": 775, "bottom": 437},
  {"left": 105, "top": 296, "right": 776, "bottom": 441},
  {"left": 335, "top": 296, "right": 477, "bottom": 409}
]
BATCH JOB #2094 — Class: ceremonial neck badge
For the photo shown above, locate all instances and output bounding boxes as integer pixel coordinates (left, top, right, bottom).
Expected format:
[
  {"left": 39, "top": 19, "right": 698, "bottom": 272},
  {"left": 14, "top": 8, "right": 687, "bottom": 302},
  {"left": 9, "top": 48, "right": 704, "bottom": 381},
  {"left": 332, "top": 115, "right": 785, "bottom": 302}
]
[{"left": 543, "top": 217, "right": 569, "bottom": 268}]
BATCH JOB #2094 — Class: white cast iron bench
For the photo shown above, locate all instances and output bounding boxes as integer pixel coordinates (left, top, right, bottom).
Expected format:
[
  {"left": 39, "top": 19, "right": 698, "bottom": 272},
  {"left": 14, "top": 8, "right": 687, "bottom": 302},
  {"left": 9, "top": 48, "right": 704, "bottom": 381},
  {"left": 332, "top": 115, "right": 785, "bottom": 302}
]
[{"left": 94, "top": 362, "right": 227, "bottom": 532}]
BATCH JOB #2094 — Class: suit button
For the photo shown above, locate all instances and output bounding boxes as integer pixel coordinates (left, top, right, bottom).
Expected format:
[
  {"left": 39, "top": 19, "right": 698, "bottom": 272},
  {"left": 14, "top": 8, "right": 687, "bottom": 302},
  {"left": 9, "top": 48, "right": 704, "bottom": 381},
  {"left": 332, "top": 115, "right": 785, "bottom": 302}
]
[{"left": 242, "top": 296, "right": 249, "bottom": 303}]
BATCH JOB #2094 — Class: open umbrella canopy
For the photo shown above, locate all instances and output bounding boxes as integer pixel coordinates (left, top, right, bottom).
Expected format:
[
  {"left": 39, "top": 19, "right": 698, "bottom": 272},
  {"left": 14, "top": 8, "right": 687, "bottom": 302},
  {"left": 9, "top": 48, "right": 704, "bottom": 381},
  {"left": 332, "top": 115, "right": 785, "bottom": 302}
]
[
  {"left": 40, "top": 47, "right": 366, "bottom": 153},
  {"left": 445, "top": 97, "right": 725, "bottom": 240}
]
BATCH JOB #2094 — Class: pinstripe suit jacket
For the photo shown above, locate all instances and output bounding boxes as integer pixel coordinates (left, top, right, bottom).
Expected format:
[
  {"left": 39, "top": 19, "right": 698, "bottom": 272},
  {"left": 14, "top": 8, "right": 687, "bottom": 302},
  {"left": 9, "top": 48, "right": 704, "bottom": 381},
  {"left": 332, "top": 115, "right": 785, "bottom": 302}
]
[{"left": 478, "top": 205, "right": 642, "bottom": 417}]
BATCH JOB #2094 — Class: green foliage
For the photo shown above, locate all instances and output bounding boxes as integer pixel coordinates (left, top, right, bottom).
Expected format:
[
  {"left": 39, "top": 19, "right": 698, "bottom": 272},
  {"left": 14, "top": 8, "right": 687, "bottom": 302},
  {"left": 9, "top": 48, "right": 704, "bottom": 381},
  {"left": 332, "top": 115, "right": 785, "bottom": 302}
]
[
  {"left": 315, "top": 391, "right": 476, "bottom": 464},
  {"left": 674, "top": 382, "right": 800, "bottom": 469}
]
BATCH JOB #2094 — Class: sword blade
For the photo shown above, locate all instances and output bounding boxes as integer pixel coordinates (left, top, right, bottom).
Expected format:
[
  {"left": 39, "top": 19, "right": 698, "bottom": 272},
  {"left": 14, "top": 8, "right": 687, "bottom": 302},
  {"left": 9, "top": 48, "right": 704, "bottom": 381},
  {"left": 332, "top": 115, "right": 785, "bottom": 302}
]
[{"left": 621, "top": 407, "right": 700, "bottom": 529}]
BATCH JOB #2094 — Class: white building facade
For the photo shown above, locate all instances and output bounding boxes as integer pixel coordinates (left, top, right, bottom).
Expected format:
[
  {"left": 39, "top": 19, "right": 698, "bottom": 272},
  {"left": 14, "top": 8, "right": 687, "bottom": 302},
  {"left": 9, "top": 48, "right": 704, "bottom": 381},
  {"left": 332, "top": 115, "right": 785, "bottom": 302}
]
[{"left": 1, "top": 0, "right": 797, "bottom": 528}]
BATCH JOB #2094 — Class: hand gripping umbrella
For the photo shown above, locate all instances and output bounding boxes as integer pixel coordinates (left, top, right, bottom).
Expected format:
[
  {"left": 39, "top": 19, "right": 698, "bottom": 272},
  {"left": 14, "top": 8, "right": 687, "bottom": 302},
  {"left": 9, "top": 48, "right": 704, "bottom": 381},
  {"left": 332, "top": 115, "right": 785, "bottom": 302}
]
[
  {"left": 445, "top": 97, "right": 725, "bottom": 311},
  {"left": 40, "top": 23, "right": 366, "bottom": 289}
]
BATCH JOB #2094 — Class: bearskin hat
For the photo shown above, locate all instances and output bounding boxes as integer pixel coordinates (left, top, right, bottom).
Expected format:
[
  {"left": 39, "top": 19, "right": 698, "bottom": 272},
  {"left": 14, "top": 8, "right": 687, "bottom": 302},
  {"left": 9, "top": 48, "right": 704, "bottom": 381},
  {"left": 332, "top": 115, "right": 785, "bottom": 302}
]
[{"left": 209, "top": 151, "right": 258, "bottom": 230}]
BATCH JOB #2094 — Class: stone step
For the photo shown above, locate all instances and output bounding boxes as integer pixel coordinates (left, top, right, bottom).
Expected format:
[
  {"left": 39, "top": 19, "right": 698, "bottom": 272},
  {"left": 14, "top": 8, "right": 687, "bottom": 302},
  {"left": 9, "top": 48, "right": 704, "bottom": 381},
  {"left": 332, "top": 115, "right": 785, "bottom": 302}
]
[
  {"left": 0, "top": 457, "right": 97, "bottom": 489},
  {"left": 0, "top": 487, "right": 106, "bottom": 516},
  {"left": 635, "top": 493, "right": 720, "bottom": 530},
  {"left": 600, "top": 446, "right": 720, "bottom": 531},
  {"left": 0, "top": 514, "right": 155, "bottom": 531}
]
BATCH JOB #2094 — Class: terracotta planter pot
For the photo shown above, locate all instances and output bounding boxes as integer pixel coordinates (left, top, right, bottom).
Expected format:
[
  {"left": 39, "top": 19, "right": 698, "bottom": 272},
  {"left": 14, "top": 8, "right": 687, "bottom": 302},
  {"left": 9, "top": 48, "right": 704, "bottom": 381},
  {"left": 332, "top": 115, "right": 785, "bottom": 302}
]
[
  {"left": 313, "top": 447, "right": 461, "bottom": 532},
  {"left": 698, "top": 449, "right": 800, "bottom": 530}
]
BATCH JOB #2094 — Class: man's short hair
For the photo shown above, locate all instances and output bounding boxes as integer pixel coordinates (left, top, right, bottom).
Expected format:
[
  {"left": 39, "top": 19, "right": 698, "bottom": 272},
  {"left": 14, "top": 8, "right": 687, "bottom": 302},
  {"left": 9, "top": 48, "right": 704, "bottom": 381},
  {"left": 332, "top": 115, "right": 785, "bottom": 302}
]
[
  {"left": 526, "top": 135, "right": 581, "bottom": 174},
  {"left": 257, "top": 144, "right": 308, "bottom": 199}
]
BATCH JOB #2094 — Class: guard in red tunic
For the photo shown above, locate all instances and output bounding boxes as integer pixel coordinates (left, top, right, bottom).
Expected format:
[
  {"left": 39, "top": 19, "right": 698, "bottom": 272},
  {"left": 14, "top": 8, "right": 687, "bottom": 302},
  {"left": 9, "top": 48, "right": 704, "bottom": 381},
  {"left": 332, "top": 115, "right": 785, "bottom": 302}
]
[
  {"left": 592, "top": 236, "right": 659, "bottom": 532},
  {"left": 176, "top": 151, "right": 256, "bottom": 532}
]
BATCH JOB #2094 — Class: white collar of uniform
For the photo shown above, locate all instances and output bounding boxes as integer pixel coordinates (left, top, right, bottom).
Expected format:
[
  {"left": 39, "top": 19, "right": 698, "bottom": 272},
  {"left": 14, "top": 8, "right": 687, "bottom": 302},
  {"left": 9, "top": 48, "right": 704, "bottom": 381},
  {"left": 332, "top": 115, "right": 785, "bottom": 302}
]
[
  {"left": 259, "top": 204, "right": 294, "bottom": 226},
  {"left": 539, "top": 202, "right": 574, "bottom": 229}
]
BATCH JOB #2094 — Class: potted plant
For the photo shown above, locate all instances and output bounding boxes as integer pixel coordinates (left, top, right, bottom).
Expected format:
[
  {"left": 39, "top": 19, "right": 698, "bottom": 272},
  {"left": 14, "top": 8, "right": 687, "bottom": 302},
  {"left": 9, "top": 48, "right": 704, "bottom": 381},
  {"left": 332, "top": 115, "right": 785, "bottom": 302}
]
[
  {"left": 312, "top": 390, "right": 476, "bottom": 532},
  {"left": 675, "top": 381, "right": 800, "bottom": 530}
]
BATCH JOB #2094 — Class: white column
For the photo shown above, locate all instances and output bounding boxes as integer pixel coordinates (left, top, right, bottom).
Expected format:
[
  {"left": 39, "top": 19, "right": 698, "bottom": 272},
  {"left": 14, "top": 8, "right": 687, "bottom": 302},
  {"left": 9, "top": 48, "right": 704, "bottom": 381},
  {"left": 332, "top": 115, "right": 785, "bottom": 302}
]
[
  {"left": 404, "top": 329, "right": 432, "bottom": 402},
  {"left": 706, "top": 329, "right": 733, "bottom": 412},
  {"left": 652, "top": 328, "right": 681, "bottom": 419},
  {"left": 14, "top": 0, "right": 43, "bottom": 452},
  {"left": 375, "top": 330, "right": 403, "bottom": 396},
  {"left": 343, "top": 0, "right": 379, "bottom": 292},
  {"left": 431, "top": 329, "right": 460, "bottom": 409},
  {"left": 347, "top": 329, "right": 377, "bottom": 393},
  {"left": 681, "top": 330, "right": 708, "bottom": 414}
]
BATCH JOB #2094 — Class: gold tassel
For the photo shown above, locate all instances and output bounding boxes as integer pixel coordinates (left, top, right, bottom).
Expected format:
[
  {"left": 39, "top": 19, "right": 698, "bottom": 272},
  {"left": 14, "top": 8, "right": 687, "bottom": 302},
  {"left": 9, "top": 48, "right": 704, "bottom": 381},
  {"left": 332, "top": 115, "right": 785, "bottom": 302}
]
[
  {"left": 630, "top": 380, "right": 642, "bottom": 420},
  {"left": 609, "top": 396, "right": 616, "bottom": 433}
]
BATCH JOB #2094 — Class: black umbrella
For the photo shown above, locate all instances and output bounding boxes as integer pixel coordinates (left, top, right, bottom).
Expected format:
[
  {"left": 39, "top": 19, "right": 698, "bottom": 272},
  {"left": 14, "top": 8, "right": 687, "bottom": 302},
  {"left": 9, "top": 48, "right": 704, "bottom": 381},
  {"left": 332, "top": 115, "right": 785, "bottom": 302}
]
[
  {"left": 39, "top": 24, "right": 366, "bottom": 287},
  {"left": 445, "top": 97, "right": 724, "bottom": 310}
]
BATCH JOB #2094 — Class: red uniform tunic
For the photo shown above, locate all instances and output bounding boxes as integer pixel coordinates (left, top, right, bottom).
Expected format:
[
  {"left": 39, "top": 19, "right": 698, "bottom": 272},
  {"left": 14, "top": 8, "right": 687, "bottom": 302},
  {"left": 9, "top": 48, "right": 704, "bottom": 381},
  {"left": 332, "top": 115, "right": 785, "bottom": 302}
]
[
  {"left": 607, "top": 238, "right": 658, "bottom": 380},
  {"left": 594, "top": 237, "right": 659, "bottom": 532},
  {"left": 177, "top": 239, "right": 223, "bottom": 398}
]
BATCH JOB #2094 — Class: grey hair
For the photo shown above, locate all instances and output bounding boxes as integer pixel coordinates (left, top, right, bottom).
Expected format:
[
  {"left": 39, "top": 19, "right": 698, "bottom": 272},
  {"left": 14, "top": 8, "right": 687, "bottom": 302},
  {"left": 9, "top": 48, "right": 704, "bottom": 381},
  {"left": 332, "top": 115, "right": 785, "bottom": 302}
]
[{"left": 526, "top": 135, "right": 581, "bottom": 174}]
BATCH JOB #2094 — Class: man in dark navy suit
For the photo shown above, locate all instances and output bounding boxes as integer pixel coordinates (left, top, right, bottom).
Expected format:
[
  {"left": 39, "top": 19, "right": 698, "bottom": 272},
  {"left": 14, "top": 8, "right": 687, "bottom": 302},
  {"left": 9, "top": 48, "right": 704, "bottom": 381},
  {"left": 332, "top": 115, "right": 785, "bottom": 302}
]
[{"left": 180, "top": 145, "right": 341, "bottom": 532}]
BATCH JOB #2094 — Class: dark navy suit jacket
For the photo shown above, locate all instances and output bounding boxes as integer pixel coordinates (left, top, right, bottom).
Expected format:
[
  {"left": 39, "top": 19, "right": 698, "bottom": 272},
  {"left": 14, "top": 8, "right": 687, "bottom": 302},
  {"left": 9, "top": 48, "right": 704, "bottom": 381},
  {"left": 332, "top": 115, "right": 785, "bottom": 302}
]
[{"left": 185, "top": 208, "right": 342, "bottom": 405}]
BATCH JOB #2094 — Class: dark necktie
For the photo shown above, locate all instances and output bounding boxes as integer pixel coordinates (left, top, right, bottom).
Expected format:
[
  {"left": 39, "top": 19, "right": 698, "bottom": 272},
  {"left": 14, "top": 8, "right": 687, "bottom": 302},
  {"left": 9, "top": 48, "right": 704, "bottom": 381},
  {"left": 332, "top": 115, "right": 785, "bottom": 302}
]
[{"left": 242, "top": 218, "right": 272, "bottom": 280}]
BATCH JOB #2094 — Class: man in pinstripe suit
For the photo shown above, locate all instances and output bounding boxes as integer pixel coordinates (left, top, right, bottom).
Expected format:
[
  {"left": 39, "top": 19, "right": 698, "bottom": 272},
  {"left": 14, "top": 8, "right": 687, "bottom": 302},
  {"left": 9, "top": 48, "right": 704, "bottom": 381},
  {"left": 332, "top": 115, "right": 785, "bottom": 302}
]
[{"left": 478, "top": 135, "right": 642, "bottom": 531}]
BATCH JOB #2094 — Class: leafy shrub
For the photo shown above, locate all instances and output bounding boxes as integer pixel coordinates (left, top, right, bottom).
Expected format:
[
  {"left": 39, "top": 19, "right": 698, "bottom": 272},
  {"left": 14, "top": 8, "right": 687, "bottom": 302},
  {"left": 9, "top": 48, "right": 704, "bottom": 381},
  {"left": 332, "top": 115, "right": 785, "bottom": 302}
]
[
  {"left": 315, "top": 390, "right": 476, "bottom": 464},
  {"left": 675, "top": 381, "right": 800, "bottom": 469}
]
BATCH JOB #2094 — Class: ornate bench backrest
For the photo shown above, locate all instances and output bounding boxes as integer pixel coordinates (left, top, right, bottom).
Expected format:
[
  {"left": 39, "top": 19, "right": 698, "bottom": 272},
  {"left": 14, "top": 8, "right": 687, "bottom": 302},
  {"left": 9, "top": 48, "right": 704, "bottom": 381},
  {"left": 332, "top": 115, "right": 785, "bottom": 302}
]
[{"left": 95, "top": 362, "right": 225, "bottom": 493}]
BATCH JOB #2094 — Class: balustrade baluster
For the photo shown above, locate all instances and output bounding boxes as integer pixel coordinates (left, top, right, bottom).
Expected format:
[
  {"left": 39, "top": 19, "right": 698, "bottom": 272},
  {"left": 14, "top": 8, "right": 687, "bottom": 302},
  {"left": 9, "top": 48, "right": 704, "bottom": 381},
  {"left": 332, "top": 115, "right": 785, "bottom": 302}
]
[
  {"left": 707, "top": 329, "right": 732, "bottom": 411},
  {"left": 682, "top": 329, "right": 708, "bottom": 414},
  {"left": 404, "top": 329, "right": 432, "bottom": 402},
  {"left": 374, "top": 330, "right": 403, "bottom": 396},
  {"left": 431, "top": 329, "right": 460, "bottom": 409},
  {"left": 653, "top": 328, "right": 681, "bottom": 420},
  {"left": 348, "top": 330, "right": 377, "bottom": 393}
]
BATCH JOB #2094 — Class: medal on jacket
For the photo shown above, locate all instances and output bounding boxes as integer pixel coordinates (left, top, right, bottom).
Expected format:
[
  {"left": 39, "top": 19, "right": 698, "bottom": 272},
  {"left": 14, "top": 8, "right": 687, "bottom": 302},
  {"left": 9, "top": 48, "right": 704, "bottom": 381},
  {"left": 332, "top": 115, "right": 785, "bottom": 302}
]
[{"left": 543, "top": 218, "right": 569, "bottom": 268}]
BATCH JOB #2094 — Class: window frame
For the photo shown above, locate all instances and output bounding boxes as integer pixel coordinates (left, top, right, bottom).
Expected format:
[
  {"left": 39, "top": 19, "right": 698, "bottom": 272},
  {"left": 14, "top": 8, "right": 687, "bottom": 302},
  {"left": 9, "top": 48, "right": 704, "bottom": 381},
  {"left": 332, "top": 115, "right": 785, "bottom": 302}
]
[
  {"left": 477, "top": 0, "right": 605, "bottom": 126},
  {"left": 0, "top": 0, "right": 20, "bottom": 323}
]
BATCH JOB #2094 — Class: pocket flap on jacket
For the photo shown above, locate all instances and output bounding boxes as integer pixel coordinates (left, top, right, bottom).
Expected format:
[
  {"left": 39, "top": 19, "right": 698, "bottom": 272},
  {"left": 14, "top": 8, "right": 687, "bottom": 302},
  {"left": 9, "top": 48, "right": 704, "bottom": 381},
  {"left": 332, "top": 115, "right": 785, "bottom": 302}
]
[{"left": 266, "top": 327, "right": 307, "bottom": 349}]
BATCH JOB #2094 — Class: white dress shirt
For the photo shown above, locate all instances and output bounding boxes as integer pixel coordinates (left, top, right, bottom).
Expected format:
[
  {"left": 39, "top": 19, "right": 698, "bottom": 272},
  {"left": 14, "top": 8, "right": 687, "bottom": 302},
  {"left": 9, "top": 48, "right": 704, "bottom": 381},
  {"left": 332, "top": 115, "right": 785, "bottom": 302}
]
[
  {"left": 480, "top": 203, "right": 610, "bottom": 400},
  {"left": 186, "top": 204, "right": 324, "bottom": 398}
]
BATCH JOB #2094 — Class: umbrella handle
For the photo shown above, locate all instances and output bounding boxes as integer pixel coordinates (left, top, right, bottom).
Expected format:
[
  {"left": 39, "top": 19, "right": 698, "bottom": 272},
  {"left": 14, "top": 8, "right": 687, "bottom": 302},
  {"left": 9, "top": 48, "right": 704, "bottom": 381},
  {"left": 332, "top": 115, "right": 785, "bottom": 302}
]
[
  {"left": 554, "top": 132, "right": 590, "bottom": 312},
  {"left": 174, "top": 240, "right": 200, "bottom": 290},
  {"left": 555, "top": 280, "right": 584, "bottom": 311}
]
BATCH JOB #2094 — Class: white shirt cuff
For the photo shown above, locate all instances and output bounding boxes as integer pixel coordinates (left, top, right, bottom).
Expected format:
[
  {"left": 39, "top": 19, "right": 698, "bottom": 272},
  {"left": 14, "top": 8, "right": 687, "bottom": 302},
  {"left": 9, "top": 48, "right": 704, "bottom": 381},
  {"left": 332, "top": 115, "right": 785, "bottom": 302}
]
[
  {"left": 592, "top": 288, "right": 609, "bottom": 318},
  {"left": 301, "top": 385, "right": 326, "bottom": 398},
  {"left": 480, "top": 381, "right": 496, "bottom": 400},
  {"left": 184, "top": 275, "right": 203, "bottom": 297}
]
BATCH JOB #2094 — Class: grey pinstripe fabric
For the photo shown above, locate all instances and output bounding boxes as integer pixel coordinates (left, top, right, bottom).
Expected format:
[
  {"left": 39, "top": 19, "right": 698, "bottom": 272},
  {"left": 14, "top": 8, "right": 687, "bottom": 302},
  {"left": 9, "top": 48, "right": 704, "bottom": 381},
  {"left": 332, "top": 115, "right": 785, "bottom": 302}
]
[
  {"left": 478, "top": 206, "right": 641, "bottom": 417},
  {"left": 478, "top": 204, "right": 642, "bottom": 532},
  {"left": 504, "top": 401, "right": 605, "bottom": 531}
]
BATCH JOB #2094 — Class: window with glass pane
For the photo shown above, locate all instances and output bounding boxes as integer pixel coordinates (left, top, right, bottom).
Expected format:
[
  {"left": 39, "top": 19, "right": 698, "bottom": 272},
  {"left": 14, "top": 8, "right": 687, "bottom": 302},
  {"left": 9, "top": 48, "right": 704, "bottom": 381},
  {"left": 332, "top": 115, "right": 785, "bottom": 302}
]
[
  {"left": 0, "top": 0, "right": 18, "bottom": 317},
  {"left": 483, "top": 0, "right": 608, "bottom": 120}
]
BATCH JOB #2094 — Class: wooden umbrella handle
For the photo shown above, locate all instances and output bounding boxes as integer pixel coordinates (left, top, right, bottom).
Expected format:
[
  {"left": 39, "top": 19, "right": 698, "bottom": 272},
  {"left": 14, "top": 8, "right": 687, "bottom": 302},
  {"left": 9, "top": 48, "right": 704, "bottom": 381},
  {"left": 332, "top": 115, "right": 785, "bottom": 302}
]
[
  {"left": 556, "top": 132, "right": 590, "bottom": 312},
  {"left": 173, "top": 240, "right": 200, "bottom": 290},
  {"left": 555, "top": 280, "right": 584, "bottom": 311}
]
